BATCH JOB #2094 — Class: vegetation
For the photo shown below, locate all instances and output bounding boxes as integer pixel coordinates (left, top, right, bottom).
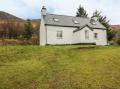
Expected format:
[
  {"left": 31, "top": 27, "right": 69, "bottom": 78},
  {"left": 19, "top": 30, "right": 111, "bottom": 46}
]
[
  {"left": 0, "top": 21, "right": 22, "bottom": 39},
  {"left": 0, "top": 11, "right": 40, "bottom": 45},
  {"left": 22, "top": 19, "right": 33, "bottom": 40},
  {"left": 92, "top": 10, "right": 113, "bottom": 41},
  {"left": 92, "top": 10, "right": 110, "bottom": 29},
  {"left": 0, "top": 46, "right": 120, "bottom": 89},
  {"left": 76, "top": 6, "right": 113, "bottom": 41},
  {"left": 76, "top": 5, "right": 88, "bottom": 17},
  {"left": 114, "top": 30, "right": 120, "bottom": 45},
  {"left": 107, "top": 31, "right": 115, "bottom": 41}
]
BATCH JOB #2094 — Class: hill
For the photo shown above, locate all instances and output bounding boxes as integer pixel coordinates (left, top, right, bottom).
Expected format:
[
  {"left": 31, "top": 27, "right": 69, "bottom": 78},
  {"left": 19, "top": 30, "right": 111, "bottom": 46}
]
[
  {"left": 0, "top": 11, "right": 40, "bottom": 27},
  {"left": 0, "top": 11, "right": 23, "bottom": 21},
  {"left": 31, "top": 19, "right": 40, "bottom": 28},
  {"left": 0, "top": 46, "right": 120, "bottom": 89},
  {"left": 110, "top": 25, "right": 120, "bottom": 32}
]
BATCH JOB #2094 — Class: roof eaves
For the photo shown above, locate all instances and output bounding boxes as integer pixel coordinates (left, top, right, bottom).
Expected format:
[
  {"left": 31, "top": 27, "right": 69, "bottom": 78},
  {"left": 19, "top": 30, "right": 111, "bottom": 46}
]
[{"left": 45, "top": 24, "right": 79, "bottom": 28}]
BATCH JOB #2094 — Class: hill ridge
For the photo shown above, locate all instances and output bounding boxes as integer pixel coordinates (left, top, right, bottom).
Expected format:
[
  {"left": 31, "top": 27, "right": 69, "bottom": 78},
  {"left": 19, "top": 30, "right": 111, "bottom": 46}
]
[{"left": 0, "top": 11, "right": 24, "bottom": 21}]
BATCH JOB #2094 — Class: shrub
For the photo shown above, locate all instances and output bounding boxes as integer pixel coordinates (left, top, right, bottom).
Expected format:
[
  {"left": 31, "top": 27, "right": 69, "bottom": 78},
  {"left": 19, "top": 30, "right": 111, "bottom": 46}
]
[
  {"left": 114, "top": 30, "right": 120, "bottom": 45},
  {"left": 22, "top": 19, "right": 33, "bottom": 40}
]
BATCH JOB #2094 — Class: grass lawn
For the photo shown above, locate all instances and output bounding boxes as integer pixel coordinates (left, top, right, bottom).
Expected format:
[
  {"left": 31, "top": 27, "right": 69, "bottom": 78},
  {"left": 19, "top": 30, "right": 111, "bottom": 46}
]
[{"left": 0, "top": 46, "right": 120, "bottom": 89}]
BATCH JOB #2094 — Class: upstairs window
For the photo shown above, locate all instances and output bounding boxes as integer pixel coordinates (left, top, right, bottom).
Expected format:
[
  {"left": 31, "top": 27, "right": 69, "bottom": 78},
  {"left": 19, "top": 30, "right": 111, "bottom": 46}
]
[
  {"left": 74, "top": 20, "right": 79, "bottom": 24},
  {"left": 53, "top": 18, "right": 59, "bottom": 22},
  {"left": 90, "top": 19, "right": 96, "bottom": 25},
  {"left": 72, "top": 19, "right": 79, "bottom": 24},
  {"left": 57, "top": 31, "right": 63, "bottom": 39},
  {"left": 94, "top": 33, "right": 98, "bottom": 39},
  {"left": 85, "top": 30, "right": 89, "bottom": 40}
]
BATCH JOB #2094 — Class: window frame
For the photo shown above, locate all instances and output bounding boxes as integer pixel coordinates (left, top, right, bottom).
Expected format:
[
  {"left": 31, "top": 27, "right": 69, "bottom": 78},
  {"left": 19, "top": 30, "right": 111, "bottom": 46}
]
[
  {"left": 85, "top": 30, "right": 89, "bottom": 40},
  {"left": 57, "top": 31, "right": 63, "bottom": 39},
  {"left": 94, "top": 33, "right": 98, "bottom": 39}
]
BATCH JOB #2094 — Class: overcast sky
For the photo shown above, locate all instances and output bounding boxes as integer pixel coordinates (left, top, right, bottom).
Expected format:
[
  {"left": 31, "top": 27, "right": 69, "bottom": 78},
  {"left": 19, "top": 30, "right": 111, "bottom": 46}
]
[{"left": 0, "top": 0, "right": 120, "bottom": 24}]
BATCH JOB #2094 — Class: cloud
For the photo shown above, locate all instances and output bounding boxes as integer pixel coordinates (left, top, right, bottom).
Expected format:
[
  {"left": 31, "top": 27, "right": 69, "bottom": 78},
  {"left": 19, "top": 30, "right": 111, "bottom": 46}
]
[{"left": 0, "top": 0, "right": 120, "bottom": 24}]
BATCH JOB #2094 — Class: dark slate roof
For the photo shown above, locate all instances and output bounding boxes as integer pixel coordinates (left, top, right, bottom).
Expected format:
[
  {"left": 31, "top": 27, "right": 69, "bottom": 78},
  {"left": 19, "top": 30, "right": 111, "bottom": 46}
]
[{"left": 44, "top": 13, "right": 106, "bottom": 29}]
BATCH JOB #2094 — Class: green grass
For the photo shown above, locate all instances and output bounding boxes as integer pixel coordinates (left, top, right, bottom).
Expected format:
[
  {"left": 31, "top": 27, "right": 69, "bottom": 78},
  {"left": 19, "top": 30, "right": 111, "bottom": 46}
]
[{"left": 0, "top": 46, "right": 120, "bottom": 89}]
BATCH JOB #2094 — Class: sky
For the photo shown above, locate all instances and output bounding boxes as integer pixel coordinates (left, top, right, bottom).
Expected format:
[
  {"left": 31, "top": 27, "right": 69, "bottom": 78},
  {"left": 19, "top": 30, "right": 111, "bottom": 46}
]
[{"left": 0, "top": 0, "right": 120, "bottom": 24}]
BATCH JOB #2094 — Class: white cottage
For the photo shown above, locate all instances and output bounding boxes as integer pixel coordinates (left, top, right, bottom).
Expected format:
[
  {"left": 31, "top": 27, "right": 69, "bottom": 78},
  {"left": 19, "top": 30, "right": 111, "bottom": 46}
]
[{"left": 40, "top": 6, "right": 108, "bottom": 46}]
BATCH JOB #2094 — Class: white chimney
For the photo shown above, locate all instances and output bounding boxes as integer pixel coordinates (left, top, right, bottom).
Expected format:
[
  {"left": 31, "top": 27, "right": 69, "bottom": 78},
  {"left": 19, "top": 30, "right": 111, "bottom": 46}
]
[{"left": 41, "top": 6, "right": 47, "bottom": 16}]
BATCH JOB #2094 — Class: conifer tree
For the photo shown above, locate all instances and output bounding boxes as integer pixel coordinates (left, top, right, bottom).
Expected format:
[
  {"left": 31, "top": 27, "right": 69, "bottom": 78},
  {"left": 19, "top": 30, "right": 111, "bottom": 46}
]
[{"left": 76, "top": 5, "right": 88, "bottom": 17}]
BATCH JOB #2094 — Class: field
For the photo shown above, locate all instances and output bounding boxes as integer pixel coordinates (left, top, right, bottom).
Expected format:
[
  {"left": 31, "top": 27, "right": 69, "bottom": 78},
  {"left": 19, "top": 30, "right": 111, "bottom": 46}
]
[{"left": 0, "top": 46, "right": 120, "bottom": 89}]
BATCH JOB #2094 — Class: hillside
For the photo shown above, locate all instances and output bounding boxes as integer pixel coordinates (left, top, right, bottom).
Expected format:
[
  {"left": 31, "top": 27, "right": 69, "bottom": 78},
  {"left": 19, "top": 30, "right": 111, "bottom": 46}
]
[
  {"left": 110, "top": 25, "right": 120, "bottom": 32},
  {"left": 0, "top": 46, "right": 120, "bottom": 89},
  {"left": 31, "top": 19, "right": 40, "bottom": 27},
  {"left": 0, "top": 11, "right": 23, "bottom": 21},
  {"left": 0, "top": 11, "right": 40, "bottom": 27}
]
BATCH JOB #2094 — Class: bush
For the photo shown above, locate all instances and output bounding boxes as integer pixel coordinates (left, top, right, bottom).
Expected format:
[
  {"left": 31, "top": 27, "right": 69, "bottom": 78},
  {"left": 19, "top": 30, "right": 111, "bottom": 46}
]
[
  {"left": 0, "top": 38, "right": 39, "bottom": 46},
  {"left": 114, "top": 30, "right": 120, "bottom": 45},
  {"left": 22, "top": 19, "right": 33, "bottom": 40}
]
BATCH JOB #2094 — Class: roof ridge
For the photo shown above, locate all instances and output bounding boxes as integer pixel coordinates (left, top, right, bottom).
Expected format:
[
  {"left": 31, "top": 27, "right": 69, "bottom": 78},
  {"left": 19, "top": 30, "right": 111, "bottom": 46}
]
[
  {"left": 46, "top": 13, "right": 90, "bottom": 19},
  {"left": 45, "top": 13, "right": 106, "bottom": 29}
]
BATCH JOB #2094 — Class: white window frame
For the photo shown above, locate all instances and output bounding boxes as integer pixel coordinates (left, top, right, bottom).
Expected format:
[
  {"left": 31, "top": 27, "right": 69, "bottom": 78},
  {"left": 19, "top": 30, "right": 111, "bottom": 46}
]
[
  {"left": 85, "top": 30, "right": 89, "bottom": 40},
  {"left": 57, "top": 31, "right": 63, "bottom": 39},
  {"left": 94, "top": 33, "right": 98, "bottom": 39}
]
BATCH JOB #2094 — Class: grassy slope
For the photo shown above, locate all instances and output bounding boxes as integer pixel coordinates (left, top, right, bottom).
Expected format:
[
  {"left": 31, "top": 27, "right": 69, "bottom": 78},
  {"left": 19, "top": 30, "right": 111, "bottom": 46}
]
[{"left": 0, "top": 46, "right": 120, "bottom": 89}]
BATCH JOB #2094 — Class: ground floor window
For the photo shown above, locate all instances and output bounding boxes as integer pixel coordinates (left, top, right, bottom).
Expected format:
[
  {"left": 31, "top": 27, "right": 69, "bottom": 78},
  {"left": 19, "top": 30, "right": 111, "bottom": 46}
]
[
  {"left": 94, "top": 33, "right": 98, "bottom": 39},
  {"left": 57, "top": 31, "right": 63, "bottom": 39},
  {"left": 85, "top": 30, "right": 89, "bottom": 40}
]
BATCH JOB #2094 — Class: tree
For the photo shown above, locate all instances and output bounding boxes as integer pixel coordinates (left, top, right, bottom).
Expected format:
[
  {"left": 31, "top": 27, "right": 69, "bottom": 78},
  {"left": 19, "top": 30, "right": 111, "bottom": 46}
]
[
  {"left": 107, "top": 30, "right": 115, "bottom": 41},
  {"left": 76, "top": 5, "right": 88, "bottom": 17},
  {"left": 0, "top": 21, "right": 22, "bottom": 39},
  {"left": 23, "top": 19, "right": 33, "bottom": 40},
  {"left": 114, "top": 30, "right": 120, "bottom": 45},
  {"left": 92, "top": 10, "right": 112, "bottom": 41},
  {"left": 92, "top": 10, "right": 110, "bottom": 29}
]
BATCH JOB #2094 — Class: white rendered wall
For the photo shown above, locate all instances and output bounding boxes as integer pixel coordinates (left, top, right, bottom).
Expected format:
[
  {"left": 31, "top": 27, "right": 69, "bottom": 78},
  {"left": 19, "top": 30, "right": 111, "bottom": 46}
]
[
  {"left": 46, "top": 26, "right": 76, "bottom": 45},
  {"left": 73, "top": 27, "right": 107, "bottom": 45},
  {"left": 73, "top": 27, "right": 94, "bottom": 44},
  {"left": 45, "top": 25, "right": 107, "bottom": 45},
  {"left": 93, "top": 29, "right": 107, "bottom": 45}
]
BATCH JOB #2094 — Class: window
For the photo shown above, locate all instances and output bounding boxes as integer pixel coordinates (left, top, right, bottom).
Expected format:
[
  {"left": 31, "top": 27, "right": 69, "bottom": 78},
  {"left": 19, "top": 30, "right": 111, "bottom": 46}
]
[
  {"left": 94, "top": 33, "right": 98, "bottom": 39},
  {"left": 74, "top": 20, "right": 79, "bottom": 24},
  {"left": 72, "top": 19, "right": 79, "bottom": 24},
  {"left": 57, "top": 31, "right": 63, "bottom": 39},
  {"left": 85, "top": 30, "right": 89, "bottom": 40},
  {"left": 90, "top": 19, "right": 96, "bottom": 25},
  {"left": 53, "top": 18, "right": 59, "bottom": 22}
]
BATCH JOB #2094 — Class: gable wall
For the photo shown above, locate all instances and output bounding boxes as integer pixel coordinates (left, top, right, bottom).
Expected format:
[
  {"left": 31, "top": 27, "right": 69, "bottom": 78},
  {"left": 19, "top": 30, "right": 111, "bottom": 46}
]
[
  {"left": 93, "top": 29, "right": 107, "bottom": 45},
  {"left": 73, "top": 27, "right": 94, "bottom": 44},
  {"left": 73, "top": 27, "right": 107, "bottom": 45}
]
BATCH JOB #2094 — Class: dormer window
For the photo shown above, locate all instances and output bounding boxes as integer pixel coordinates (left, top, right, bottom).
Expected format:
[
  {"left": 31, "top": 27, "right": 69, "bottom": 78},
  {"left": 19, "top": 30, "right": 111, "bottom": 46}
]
[
  {"left": 90, "top": 16, "right": 98, "bottom": 25},
  {"left": 53, "top": 18, "right": 59, "bottom": 22},
  {"left": 72, "top": 19, "right": 79, "bottom": 24},
  {"left": 90, "top": 19, "right": 96, "bottom": 25},
  {"left": 74, "top": 20, "right": 79, "bottom": 24}
]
